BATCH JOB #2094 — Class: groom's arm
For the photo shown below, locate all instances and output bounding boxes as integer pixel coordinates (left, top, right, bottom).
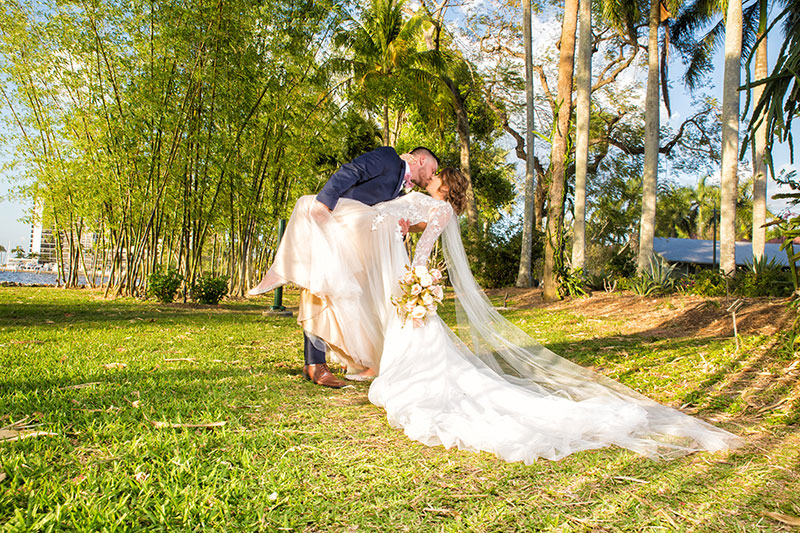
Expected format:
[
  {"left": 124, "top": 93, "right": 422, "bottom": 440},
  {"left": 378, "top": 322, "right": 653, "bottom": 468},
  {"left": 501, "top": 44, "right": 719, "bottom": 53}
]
[{"left": 316, "top": 148, "right": 392, "bottom": 210}]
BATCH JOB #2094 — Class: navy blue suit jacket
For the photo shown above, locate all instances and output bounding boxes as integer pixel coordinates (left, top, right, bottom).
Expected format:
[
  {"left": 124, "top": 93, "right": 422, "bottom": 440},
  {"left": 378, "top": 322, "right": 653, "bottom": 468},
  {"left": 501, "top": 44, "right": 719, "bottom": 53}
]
[{"left": 316, "top": 146, "right": 405, "bottom": 210}]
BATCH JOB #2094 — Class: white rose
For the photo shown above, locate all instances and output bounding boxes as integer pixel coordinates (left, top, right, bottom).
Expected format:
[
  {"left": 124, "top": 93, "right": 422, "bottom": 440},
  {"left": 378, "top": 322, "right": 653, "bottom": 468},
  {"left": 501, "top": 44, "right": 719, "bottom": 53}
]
[
  {"left": 419, "top": 273, "right": 433, "bottom": 287},
  {"left": 404, "top": 300, "right": 416, "bottom": 314},
  {"left": 402, "top": 271, "right": 415, "bottom": 284},
  {"left": 411, "top": 305, "right": 427, "bottom": 319},
  {"left": 410, "top": 283, "right": 422, "bottom": 295},
  {"left": 422, "top": 293, "right": 434, "bottom": 305},
  {"left": 414, "top": 265, "right": 428, "bottom": 278}
]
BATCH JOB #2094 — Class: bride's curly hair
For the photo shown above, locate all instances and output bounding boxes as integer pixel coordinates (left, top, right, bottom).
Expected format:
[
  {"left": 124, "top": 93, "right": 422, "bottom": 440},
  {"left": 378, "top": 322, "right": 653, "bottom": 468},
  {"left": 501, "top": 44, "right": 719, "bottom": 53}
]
[{"left": 438, "top": 167, "right": 468, "bottom": 215}]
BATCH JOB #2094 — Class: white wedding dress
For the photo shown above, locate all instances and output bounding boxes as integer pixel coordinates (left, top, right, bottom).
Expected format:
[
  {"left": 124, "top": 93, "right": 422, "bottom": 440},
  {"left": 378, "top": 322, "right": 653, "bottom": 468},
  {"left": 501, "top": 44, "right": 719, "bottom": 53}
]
[{"left": 258, "top": 191, "right": 742, "bottom": 463}]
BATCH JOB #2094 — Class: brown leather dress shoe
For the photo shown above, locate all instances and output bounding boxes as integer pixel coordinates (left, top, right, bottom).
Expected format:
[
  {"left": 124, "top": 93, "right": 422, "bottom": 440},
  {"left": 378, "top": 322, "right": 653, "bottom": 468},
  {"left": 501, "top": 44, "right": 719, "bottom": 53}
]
[{"left": 305, "top": 363, "right": 346, "bottom": 388}]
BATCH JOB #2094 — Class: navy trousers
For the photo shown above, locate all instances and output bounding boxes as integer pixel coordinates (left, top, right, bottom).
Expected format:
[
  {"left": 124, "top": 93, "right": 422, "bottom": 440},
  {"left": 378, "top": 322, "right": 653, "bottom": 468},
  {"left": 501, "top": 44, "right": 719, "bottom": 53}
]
[{"left": 304, "top": 332, "right": 327, "bottom": 365}]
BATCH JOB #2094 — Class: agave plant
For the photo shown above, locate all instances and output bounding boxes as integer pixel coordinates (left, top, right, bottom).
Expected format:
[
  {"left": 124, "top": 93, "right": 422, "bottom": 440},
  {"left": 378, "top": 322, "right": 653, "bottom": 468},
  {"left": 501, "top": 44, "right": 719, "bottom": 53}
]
[
  {"left": 744, "top": 254, "right": 783, "bottom": 276},
  {"left": 643, "top": 254, "right": 677, "bottom": 294},
  {"left": 628, "top": 254, "right": 677, "bottom": 296},
  {"left": 629, "top": 276, "right": 657, "bottom": 296}
]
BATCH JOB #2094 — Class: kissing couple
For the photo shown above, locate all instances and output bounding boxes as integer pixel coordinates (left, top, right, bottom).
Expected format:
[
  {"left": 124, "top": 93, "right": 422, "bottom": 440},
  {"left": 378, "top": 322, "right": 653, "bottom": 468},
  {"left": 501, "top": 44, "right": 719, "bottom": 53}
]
[{"left": 249, "top": 146, "right": 741, "bottom": 464}]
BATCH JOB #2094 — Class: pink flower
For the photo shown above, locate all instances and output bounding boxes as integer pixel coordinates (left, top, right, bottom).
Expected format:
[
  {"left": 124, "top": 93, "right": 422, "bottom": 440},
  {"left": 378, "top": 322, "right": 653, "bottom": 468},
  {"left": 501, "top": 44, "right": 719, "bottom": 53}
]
[
  {"left": 402, "top": 271, "right": 415, "bottom": 285},
  {"left": 430, "top": 269, "right": 442, "bottom": 282},
  {"left": 410, "top": 283, "right": 422, "bottom": 295},
  {"left": 412, "top": 317, "right": 425, "bottom": 328},
  {"left": 431, "top": 285, "right": 443, "bottom": 300}
]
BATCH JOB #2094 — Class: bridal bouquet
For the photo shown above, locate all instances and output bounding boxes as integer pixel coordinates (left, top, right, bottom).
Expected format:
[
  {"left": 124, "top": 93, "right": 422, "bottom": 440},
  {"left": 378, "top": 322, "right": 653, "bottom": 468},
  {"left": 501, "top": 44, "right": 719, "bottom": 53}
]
[{"left": 391, "top": 264, "right": 445, "bottom": 327}]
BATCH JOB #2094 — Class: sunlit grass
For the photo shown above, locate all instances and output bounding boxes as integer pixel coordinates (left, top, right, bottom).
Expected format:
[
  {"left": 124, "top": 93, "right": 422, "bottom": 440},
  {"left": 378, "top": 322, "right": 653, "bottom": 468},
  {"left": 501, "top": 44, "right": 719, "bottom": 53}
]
[{"left": 1, "top": 287, "right": 798, "bottom": 531}]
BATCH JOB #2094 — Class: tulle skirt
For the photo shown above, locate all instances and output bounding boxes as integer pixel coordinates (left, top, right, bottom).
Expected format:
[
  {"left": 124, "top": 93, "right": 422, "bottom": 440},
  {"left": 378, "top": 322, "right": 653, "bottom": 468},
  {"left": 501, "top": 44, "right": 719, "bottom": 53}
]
[
  {"left": 370, "top": 314, "right": 739, "bottom": 464},
  {"left": 264, "top": 195, "right": 409, "bottom": 371}
]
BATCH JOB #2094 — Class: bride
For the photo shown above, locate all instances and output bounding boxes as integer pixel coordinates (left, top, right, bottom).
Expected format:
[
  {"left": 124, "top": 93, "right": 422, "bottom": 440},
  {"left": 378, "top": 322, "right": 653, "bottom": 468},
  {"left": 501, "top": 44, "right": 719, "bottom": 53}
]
[{"left": 253, "top": 168, "right": 742, "bottom": 463}]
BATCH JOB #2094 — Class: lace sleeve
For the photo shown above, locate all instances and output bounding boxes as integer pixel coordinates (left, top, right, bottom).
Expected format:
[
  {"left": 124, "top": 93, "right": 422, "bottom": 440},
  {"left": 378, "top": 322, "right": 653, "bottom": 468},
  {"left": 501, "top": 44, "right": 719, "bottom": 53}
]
[{"left": 411, "top": 202, "right": 454, "bottom": 268}]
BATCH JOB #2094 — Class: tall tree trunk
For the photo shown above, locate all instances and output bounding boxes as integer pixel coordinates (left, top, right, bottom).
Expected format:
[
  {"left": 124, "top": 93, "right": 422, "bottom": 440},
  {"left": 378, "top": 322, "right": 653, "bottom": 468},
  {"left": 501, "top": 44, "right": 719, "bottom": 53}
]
[
  {"left": 752, "top": 0, "right": 768, "bottom": 261},
  {"left": 637, "top": 0, "right": 661, "bottom": 273},
  {"left": 720, "top": 0, "right": 743, "bottom": 275},
  {"left": 542, "top": 0, "right": 579, "bottom": 301},
  {"left": 571, "top": 0, "right": 592, "bottom": 272},
  {"left": 516, "top": 0, "right": 536, "bottom": 287},
  {"left": 443, "top": 77, "right": 479, "bottom": 232}
]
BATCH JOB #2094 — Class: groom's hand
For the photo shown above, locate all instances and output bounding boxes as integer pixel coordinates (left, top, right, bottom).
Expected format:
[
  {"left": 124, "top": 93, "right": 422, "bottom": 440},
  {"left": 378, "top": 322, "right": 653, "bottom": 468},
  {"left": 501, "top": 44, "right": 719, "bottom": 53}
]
[{"left": 310, "top": 199, "right": 333, "bottom": 225}]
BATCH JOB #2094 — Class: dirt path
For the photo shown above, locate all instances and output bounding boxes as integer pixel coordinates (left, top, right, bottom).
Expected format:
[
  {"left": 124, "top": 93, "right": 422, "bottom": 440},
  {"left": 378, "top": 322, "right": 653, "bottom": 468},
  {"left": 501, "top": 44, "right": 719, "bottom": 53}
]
[{"left": 486, "top": 288, "right": 793, "bottom": 339}]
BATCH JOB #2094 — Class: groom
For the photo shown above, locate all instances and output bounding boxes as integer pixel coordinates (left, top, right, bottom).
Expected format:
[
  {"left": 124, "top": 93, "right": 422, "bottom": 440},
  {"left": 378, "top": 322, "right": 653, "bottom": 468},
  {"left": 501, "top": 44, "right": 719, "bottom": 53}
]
[{"left": 303, "top": 145, "right": 439, "bottom": 388}]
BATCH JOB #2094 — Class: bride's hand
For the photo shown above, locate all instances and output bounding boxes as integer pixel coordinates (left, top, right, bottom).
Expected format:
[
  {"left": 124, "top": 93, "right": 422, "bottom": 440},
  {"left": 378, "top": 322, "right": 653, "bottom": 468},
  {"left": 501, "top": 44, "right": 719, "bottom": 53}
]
[
  {"left": 399, "top": 218, "right": 410, "bottom": 237},
  {"left": 398, "top": 220, "right": 426, "bottom": 236}
]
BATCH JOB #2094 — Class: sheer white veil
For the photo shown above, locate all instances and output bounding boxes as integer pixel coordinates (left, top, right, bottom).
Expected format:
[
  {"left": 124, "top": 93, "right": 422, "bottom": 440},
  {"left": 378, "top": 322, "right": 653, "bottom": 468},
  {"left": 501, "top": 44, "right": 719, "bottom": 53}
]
[{"left": 440, "top": 219, "right": 743, "bottom": 458}]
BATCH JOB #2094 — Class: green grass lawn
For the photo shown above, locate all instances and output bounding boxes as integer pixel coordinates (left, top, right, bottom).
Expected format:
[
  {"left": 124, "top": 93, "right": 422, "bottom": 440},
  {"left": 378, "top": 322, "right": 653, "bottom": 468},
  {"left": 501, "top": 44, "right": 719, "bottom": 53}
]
[{"left": 1, "top": 287, "right": 798, "bottom": 531}]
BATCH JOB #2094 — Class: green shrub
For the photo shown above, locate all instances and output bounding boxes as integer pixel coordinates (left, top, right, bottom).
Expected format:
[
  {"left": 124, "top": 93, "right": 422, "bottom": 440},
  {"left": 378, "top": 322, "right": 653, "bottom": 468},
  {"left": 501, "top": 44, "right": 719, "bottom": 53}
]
[
  {"left": 733, "top": 257, "right": 792, "bottom": 297},
  {"left": 679, "top": 269, "right": 727, "bottom": 297},
  {"left": 616, "top": 276, "right": 632, "bottom": 291},
  {"left": 192, "top": 275, "right": 229, "bottom": 304},
  {"left": 607, "top": 246, "right": 636, "bottom": 278},
  {"left": 147, "top": 266, "right": 183, "bottom": 303},
  {"left": 584, "top": 272, "right": 614, "bottom": 292}
]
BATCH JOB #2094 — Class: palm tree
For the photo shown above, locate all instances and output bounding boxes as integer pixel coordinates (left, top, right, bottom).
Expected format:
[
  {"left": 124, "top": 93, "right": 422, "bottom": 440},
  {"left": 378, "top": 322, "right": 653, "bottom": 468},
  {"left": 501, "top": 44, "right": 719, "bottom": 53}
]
[
  {"left": 673, "top": 0, "right": 787, "bottom": 264},
  {"left": 600, "top": 0, "right": 678, "bottom": 273},
  {"left": 637, "top": 0, "right": 665, "bottom": 273},
  {"left": 751, "top": 0, "right": 768, "bottom": 260},
  {"left": 719, "top": 0, "right": 743, "bottom": 275},
  {"left": 571, "top": 0, "right": 592, "bottom": 273},
  {"left": 743, "top": 0, "right": 800, "bottom": 164},
  {"left": 691, "top": 175, "right": 720, "bottom": 239},
  {"left": 542, "top": 0, "right": 579, "bottom": 301},
  {"left": 517, "top": 0, "right": 537, "bottom": 287},
  {"left": 335, "top": 0, "right": 441, "bottom": 146}
]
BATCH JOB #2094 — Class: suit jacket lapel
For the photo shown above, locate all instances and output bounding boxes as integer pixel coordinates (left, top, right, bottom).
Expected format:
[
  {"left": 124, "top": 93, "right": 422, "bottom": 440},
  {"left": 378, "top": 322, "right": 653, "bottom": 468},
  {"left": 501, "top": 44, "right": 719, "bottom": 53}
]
[{"left": 394, "top": 161, "right": 407, "bottom": 197}]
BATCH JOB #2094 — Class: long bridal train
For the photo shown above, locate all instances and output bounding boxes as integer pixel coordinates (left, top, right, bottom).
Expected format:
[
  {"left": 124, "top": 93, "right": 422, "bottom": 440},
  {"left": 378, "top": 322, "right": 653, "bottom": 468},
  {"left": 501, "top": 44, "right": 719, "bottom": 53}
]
[{"left": 254, "top": 191, "right": 743, "bottom": 464}]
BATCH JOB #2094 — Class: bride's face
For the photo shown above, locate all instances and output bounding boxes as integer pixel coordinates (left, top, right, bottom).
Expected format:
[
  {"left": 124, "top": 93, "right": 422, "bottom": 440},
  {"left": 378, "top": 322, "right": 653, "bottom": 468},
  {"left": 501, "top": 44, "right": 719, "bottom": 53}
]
[{"left": 426, "top": 174, "right": 449, "bottom": 201}]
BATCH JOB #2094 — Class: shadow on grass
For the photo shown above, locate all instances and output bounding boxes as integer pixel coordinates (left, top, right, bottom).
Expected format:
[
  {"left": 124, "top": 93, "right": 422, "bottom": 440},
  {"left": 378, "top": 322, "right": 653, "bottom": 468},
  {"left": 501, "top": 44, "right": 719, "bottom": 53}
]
[{"left": 0, "top": 301, "right": 289, "bottom": 328}]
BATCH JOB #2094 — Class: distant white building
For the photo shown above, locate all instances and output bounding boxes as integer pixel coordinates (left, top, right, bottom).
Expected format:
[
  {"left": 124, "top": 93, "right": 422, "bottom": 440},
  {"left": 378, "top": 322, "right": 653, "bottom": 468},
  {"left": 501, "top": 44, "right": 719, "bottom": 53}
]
[
  {"left": 28, "top": 200, "right": 98, "bottom": 268},
  {"left": 30, "top": 225, "right": 58, "bottom": 263},
  {"left": 653, "top": 237, "right": 789, "bottom": 270}
]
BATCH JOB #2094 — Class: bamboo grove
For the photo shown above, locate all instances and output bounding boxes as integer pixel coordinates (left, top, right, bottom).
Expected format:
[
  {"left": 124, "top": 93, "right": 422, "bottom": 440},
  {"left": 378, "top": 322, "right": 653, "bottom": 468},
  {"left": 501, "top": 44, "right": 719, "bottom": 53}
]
[{"left": 0, "top": 0, "right": 350, "bottom": 296}]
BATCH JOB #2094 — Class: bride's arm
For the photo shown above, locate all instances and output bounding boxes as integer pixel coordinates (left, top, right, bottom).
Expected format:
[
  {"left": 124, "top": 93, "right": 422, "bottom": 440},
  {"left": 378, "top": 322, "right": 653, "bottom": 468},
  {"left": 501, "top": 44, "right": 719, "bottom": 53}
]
[{"left": 410, "top": 204, "right": 454, "bottom": 268}]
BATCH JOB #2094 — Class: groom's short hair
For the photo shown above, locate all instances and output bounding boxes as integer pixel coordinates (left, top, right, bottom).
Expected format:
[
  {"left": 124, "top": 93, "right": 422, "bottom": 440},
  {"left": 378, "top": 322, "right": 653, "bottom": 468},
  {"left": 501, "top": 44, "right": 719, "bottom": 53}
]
[{"left": 410, "top": 146, "right": 439, "bottom": 167}]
